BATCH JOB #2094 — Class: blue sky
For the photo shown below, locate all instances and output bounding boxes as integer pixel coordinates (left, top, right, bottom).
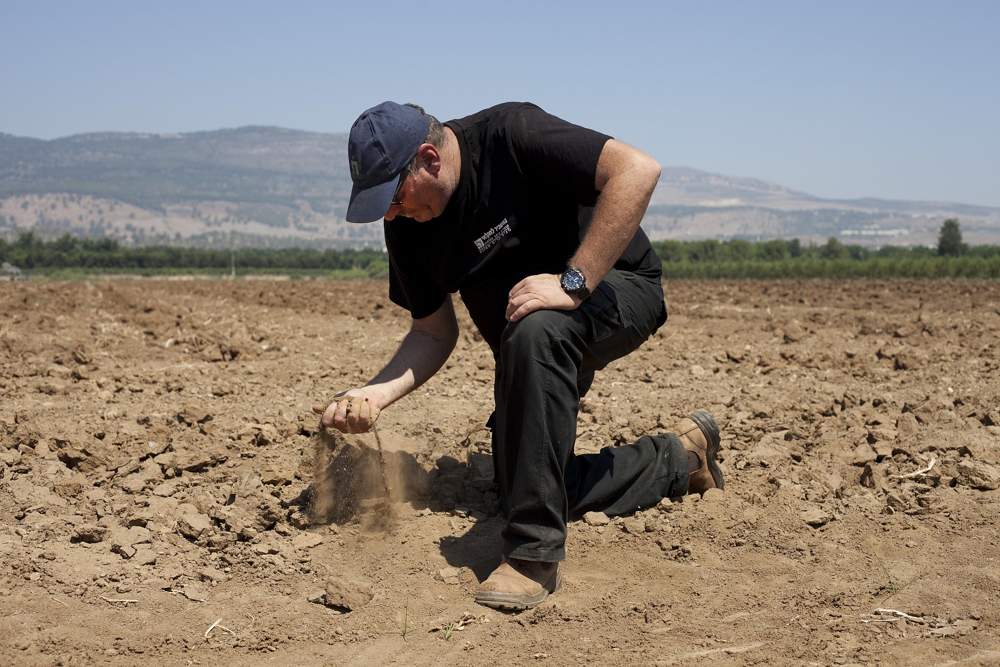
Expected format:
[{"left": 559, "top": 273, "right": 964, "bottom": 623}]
[{"left": 1, "top": 1, "right": 998, "bottom": 206}]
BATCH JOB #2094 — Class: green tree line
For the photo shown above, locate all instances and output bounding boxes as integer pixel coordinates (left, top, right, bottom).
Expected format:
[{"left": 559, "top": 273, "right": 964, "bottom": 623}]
[
  {"left": 647, "top": 220, "right": 1000, "bottom": 278},
  {"left": 3, "top": 219, "right": 999, "bottom": 279},
  {"left": 0, "top": 232, "right": 388, "bottom": 276}
]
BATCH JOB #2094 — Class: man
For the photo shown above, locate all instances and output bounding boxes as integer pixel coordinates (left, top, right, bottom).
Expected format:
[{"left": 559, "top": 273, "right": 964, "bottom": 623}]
[{"left": 314, "top": 101, "right": 724, "bottom": 611}]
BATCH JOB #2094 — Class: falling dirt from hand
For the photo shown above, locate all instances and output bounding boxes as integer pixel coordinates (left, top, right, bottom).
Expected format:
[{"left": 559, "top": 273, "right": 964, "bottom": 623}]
[
  {"left": 309, "top": 424, "right": 398, "bottom": 532},
  {"left": 371, "top": 425, "right": 393, "bottom": 499}
]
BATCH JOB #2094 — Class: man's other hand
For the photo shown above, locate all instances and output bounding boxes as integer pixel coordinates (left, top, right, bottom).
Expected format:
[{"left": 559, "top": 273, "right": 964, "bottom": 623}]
[
  {"left": 506, "top": 273, "right": 582, "bottom": 322},
  {"left": 311, "top": 391, "right": 381, "bottom": 433}
]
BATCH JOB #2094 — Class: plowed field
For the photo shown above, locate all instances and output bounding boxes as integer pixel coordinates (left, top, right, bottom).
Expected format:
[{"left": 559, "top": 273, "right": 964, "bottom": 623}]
[{"left": 2, "top": 278, "right": 999, "bottom": 665}]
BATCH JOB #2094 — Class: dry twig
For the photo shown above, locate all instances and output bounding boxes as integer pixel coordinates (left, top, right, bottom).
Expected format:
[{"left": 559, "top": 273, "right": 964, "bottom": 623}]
[
  {"left": 862, "top": 608, "right": 926, "bottom": 624},
  {"left": 100, "top": 595, "right": 139, "bottom": 605},
  {"left": 430, "top": 611, "right": 485, "bottom": 638},
  {"left": 890, "top": 457, "right": 937, "bottom": 480},
  {"left": 170, "top": 589, "right": 207, "bottom": 603},
  {"left": 204, "top": 618, "right": 237, "bottom": 639}
]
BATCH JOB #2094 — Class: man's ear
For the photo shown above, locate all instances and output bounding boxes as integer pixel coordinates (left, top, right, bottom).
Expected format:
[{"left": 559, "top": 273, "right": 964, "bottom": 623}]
[{"left": 416, "top": 143, "right": 442, "bottom": 176}]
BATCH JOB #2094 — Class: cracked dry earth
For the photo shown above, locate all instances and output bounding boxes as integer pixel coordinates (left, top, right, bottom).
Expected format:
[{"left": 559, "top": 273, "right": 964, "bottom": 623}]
[{"left": 1, "top": 278, "right": 999, "bottom": 666}]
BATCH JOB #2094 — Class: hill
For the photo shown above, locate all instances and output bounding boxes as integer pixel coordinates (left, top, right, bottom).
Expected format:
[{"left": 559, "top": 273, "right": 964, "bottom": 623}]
[{"left": 2, "top": 128, "right": 998, "bottom": 247}]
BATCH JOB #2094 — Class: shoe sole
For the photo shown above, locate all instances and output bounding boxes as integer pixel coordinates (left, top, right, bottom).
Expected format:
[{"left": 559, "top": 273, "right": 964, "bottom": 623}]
[
  {"left": 474, "top": 572, "right": 561, "bottom": 612},
  {"left": 690, "top": 410, "right": 725, "bottom": 491}
]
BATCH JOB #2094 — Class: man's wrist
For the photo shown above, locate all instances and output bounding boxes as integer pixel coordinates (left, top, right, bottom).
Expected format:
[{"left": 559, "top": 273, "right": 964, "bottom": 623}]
[
  {"left": 347, "top": 385, "right": 389, "bottom": 411},
  {"left": 559, "top": 265, "right": 591, "bottom": 299}
]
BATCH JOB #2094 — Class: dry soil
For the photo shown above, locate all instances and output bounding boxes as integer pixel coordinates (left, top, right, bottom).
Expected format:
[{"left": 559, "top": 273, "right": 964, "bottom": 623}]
[{"left": 2, "top": 278, "right": 999, "bottom": 665}]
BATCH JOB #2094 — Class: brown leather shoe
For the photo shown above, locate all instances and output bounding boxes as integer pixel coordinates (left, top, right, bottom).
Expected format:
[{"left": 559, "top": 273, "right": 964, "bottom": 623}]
[
  {"left": 474, "top": 558, "right": 560, "bottom": 611},
  {"left": 675, "top": 410, "right": 724, "bottom": 495}
]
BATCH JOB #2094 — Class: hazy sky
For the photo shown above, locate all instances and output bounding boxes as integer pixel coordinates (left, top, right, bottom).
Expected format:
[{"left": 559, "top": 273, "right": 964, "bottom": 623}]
[{"left": 2, "top": 1, "right": 998, "bottom": 206}]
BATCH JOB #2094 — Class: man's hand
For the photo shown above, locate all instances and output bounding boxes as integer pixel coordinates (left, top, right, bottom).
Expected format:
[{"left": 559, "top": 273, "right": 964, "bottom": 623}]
[
  {"left": 312, "top": 390, "right": 381, "bottom": 433},
  {"left": 506, "top": 273, "right": 582, "bottom": 322}
]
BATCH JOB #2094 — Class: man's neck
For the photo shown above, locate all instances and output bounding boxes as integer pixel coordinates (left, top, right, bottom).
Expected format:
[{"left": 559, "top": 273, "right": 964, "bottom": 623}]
[{"left": 442, "top": 126, "right": 462, "bottom": 193}]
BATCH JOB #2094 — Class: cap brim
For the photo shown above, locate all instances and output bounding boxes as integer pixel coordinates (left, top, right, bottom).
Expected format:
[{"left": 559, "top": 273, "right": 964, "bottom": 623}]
[{"left": 345, "top": 174, "right": 402, "bottom": 223}]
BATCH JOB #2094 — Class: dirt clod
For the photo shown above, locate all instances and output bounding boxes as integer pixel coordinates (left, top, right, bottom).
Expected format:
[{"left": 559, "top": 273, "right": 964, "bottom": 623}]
[
  {"left": 583, "top": 511, "right": 610, "bottom": 526},
  {"left": 309, "top": 575, "right": 374, "bottom": 612}
]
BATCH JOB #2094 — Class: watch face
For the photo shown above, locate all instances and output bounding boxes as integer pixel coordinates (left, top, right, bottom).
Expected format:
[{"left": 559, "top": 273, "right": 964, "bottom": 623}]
[{"left": 561, "top": 268, "right": 585, "bottom": 293}]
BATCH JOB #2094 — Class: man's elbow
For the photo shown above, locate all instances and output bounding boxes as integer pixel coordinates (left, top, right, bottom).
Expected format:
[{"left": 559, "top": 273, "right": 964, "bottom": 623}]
[
  {"left": 637, "top": 154, "right": 662, "bottom": 190},
  {"left": 411, "top": 321, "right": 458, "bottom": 349}
]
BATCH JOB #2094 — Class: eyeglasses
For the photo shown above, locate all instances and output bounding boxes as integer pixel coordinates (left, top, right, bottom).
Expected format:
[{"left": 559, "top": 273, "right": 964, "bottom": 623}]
[{"left": 389, "top": 174, "right": 407, "bottom": 208}]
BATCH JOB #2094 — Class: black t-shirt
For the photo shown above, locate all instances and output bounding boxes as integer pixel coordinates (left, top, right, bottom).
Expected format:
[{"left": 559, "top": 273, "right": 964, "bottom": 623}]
[{"left": 385, "top": 102, "right": 662, "bottom": 352}]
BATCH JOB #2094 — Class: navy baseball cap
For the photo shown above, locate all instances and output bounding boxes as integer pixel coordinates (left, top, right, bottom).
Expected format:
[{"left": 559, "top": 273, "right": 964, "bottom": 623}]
[{"left": 346, "top": 101, "right": 431, "bottom": 223}]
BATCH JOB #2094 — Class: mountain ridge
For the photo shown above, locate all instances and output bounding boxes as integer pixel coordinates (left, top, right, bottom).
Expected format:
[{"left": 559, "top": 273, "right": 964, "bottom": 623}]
[{"left": 2, "top": 127, "right": 997, "bottom": 248}]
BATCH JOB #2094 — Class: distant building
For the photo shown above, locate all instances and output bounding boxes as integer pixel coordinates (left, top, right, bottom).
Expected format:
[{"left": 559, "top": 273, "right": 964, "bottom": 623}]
[
  {"left": 1, "top": 262, "right": 24, "bottom": 281},
  {"left": 840, "top": 227, "right": 910, "bottom": 238}
]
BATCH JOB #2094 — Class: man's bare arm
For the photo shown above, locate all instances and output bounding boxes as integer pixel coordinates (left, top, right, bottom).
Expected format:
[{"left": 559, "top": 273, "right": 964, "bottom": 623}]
[
  {"left": 505, "top": 139, "right": 661, "bottom": 322},
  {"left": 571, "top": 139, "right": 662, "bottom": 288},
  {"left": 315, "top": 296, "right": 459, "bottom": 431}
]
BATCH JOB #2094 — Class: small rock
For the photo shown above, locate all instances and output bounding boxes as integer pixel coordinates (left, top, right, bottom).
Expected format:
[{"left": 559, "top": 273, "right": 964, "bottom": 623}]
[
  {"left": 582, "top": 511, "right": 610, "bottom": 526},
  {"left": 176, "top": 510, "right": 213, "bottom": 540},
  {"left": 111, "top": 525, "right": 151, "bottom": 546},
  {"left": 37, "top": 381, "right": 66, "bottom": 395},
  {"left": 954, "top": 460, "right": 1000, "bottom": 491},
  {"left": 689, "top": 365, "right": 707, "bottom": 377},
  {"left": 291, "top": 533, "right": 324, "bottom": 550},
  {"left": 289, "top": 510, "right": 312, "bottom": 530},
  {"left": 701, "top": 488, "right": 725, "bottom": 504},
  {"left": 0, "top": 449, "right": 21, "bottom": 467},
  {"left": 119, "top": 473, "right": 149, "bottom": 494},
  {"left": 144, "top": 440, "right": 170, "bottom": 457},
  {"left": 175, "top": 448, "right": 227, "bottom": 473},
  {"left": 251, "top": 424, "right": 279, "bottom": 447},
  {"left": 205, "top": 532, "right": 237, "bottom": 552},
  {"left": 259, "top": 460, "right": 296, "bottom": 485},
  {"left": 851, "top": 443, "right": 877, "bottom": 466},
  {"left": 151, "top": 481, "right": 179, "bottom": 497},
  {"left": 56, "top": 447, "right": 100, "bottom": 473},
  {"left": 873, "top": 441, "right": 894, "bottom": 461},
  {"left": 725, "top": 347, "right": 746, "bottom": 363},
  {"left": 801, "top": 508, "right": 832, "bottom": 528},
  {"left": 253, "top": 542, "right": 278, "bottom": 556},
  {"left": 176, "top": 407, "right": 213, "bottom": 427},
  {"left": 310, "top": 575, "right": 374, "bottom": 612},
  {"left": 896, "top": 413, "right": 920, "bottom": 438},
  {"left": 622, "top": 517, "right": 647, "bottom": 535},
  {"left": 868, "top": 426, "right": 897, "bottom": 443},
  {"left": 132, "top": 545, "right": 157, "bottom": 566},
  {"left": 198, "top": 567, "right": 228, "bottom": 583},
  {"left": 783, "top": 321, "right": 805, "bottom": 343},
  {"left": 859, "top": 463, "right": 881, "bottom": 489},
  {"left": 657, "top": 539, "right": 693, "bottom": 560},
  {"left": 108, "top": 525, "right": 152, "bottom": 558},
  {"left": 893, "top": 350, "right": 925, "bottom": 371},
  {"left": 70, "top": 524, "right": 108, "bottom": 544},
  {"left": 656, "top": 498, "right": 676, "bottom": 512}
]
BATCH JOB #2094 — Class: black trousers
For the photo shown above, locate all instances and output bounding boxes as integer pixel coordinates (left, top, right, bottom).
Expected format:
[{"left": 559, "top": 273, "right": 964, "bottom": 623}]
[{"left": 491, "top": 269, "right": 689, "bottom": 562}]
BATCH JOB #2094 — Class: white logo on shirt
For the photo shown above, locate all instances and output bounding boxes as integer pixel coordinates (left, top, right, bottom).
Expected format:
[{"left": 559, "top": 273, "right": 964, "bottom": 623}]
[{"left": 473, "top": 218, "right": 512, "bottom": 254}]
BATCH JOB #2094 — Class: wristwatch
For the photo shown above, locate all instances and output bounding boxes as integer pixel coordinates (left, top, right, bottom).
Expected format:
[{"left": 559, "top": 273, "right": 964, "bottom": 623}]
[{"left": 559, "top": 265, "right": 590, "bottom": 299}]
